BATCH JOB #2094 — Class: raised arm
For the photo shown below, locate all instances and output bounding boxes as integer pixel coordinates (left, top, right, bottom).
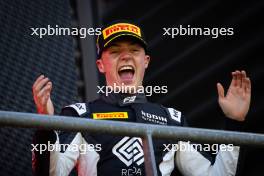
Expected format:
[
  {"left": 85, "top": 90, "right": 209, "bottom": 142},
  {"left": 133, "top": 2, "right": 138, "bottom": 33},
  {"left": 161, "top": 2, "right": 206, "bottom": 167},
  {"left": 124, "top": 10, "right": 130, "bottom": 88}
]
[
  {"left": 32, "top": 75, "right": 54, "bottom": 115},
  {"left": 32, "top": 75, "right": 80, "bottom": 176},
  {"left": 217, "top": 70, "right": 251, "bottom": 122},
  {"left": 176, "top": 70, "right": 251, "bottom": 176}
]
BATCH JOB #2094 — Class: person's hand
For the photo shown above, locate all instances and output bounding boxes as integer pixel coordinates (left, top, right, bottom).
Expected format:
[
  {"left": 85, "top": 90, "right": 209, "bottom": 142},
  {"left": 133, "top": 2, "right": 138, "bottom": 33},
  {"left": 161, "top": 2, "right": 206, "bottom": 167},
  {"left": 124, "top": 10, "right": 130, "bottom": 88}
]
[
  {"left": 217, "top": 70, "right": 251, "bottom": 121},
  {"left": 32, "top": 75, "right": 54, "bottom": 115}
]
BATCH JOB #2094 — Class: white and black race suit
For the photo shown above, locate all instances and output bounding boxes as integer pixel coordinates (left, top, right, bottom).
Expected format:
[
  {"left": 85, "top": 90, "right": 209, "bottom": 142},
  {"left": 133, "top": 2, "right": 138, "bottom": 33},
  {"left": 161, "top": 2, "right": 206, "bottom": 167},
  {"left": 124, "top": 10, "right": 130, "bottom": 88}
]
[{"left": 32, "top": 93, "right": 242, "bottom": 176}]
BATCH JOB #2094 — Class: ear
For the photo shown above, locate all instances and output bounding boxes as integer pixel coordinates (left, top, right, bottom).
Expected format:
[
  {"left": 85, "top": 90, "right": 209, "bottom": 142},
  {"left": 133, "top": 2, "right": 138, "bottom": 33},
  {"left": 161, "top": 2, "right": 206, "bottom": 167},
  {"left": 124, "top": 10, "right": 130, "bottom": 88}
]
[
  {"left": 144, "top": 55, "right": 150, "bottom": 69},
  {"left": 96, "top": 59, "right": 105, "bottom": 73}
]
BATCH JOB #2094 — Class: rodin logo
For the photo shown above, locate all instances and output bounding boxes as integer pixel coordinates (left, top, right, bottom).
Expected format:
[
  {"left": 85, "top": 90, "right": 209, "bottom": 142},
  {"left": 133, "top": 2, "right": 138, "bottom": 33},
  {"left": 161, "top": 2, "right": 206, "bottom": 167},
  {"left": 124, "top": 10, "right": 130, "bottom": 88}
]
[
  {"left": 141, "top": 110, "right": 168, "bottom": 125},
  {"left": 112, "top": 137, "right": 144, "bottom": 167}
]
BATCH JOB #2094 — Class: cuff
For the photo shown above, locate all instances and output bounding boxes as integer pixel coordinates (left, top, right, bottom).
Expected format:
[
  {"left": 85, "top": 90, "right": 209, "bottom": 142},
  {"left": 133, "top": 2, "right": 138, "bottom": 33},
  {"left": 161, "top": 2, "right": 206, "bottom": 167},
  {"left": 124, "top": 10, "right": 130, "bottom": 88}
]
[
  {"left": 34, "top": 130, "right": 57, "bottom": 144},
  {"left": 224, "top": 118, "right": 245, "bottom": 131}
]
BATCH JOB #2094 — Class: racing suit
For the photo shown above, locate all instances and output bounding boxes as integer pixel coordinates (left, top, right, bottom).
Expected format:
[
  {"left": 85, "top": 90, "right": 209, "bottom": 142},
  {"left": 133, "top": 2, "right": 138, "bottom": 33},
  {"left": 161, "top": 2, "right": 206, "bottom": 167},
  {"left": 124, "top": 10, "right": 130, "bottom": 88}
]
[{"left": 32, "top": 93, "right": 241, "bottom": 176}]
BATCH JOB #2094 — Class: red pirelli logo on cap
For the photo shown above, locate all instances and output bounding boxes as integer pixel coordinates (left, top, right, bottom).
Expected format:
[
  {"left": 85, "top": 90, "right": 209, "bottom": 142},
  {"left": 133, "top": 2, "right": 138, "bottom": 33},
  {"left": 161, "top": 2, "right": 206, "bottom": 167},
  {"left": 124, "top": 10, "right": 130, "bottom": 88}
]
[
  {"left": 102, "top": 23, "right": 141, "bottom": 39},
  {"left": 93, "top": 112, "right": 128, "bottom": 119}
]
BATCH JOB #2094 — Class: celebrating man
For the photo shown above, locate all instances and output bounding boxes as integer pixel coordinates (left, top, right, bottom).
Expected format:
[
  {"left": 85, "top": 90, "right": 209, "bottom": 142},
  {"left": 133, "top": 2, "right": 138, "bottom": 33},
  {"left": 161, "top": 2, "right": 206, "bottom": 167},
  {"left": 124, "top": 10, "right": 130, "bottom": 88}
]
[{"left": 32, "top": 21, "right": 251, "bottom": 176}]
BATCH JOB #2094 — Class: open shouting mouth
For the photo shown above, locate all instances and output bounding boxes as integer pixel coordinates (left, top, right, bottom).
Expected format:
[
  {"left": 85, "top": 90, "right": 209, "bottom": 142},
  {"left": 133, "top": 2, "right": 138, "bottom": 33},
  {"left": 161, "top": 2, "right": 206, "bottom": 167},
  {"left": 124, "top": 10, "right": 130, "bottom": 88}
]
[{"left": 118, "top": 65, "right": 135, "bottom": 84}]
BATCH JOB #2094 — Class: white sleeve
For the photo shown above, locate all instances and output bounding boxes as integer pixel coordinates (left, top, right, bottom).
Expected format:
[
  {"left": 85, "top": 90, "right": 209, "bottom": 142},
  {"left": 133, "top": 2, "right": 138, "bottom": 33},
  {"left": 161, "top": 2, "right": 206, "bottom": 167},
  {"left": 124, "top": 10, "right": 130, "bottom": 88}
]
[
  {"left": 77, "top": 138, "right": 100, "bottom": 176},
  {"left": 49, "top": 132, "right": 82, "bottom": 176},
  {"left": 176, "top": 141, "right": 240, "bottom": 176}
]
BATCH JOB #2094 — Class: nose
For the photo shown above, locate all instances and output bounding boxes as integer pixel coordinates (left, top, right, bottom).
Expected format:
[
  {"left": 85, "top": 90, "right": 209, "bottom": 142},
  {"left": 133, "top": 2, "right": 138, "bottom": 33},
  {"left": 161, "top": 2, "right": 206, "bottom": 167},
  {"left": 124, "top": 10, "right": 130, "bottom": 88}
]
[{"left": 120, "top": 50, "right": 133, "bottom": 61}]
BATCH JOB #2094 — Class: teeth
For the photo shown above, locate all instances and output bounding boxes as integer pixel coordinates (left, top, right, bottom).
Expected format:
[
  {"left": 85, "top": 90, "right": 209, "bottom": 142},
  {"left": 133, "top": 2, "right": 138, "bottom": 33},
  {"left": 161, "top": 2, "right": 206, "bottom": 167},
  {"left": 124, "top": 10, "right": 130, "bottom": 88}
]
[{"left": 119, "top": 66, "right": 134, "bottom": 71}]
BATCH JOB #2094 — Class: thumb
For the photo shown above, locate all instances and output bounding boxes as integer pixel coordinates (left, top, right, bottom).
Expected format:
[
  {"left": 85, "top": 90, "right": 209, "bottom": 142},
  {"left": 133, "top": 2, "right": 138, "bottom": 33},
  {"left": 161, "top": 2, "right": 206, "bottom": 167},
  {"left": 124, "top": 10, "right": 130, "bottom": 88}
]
[
  {"left": 42, "top": 83, "right": 52, "bottom": 105},
  {"left": 217, "top": 83, "right": 225, "bottom": 99},
  {"left": 42, "top": 92, "right": 50, "bottom": 106},
  {"left": 47, "top": 82, "right": 52, "bottom": 92}
]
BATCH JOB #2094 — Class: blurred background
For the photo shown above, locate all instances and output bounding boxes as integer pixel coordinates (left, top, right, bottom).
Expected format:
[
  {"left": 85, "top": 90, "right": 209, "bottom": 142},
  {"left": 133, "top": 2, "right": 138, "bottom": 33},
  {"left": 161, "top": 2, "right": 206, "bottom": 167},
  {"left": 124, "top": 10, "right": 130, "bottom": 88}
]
[{"left": 0, "top": 0, "right": 263, "bottom": 175}]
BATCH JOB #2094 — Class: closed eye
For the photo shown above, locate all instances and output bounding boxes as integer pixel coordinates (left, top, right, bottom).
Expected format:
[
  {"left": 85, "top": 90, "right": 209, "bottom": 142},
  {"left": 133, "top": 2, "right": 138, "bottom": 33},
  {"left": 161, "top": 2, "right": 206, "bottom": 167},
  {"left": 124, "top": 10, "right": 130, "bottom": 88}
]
[{"left": 131, "top": 47, "right": 140, "bottom": 52}]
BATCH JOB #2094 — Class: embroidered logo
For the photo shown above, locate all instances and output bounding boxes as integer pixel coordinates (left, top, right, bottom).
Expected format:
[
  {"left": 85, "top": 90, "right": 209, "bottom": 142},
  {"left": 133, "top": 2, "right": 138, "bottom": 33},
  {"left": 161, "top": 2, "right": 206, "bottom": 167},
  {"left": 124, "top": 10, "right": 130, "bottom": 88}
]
[{"left": 112, "top": 137, "right": 144, "bottom": 167}]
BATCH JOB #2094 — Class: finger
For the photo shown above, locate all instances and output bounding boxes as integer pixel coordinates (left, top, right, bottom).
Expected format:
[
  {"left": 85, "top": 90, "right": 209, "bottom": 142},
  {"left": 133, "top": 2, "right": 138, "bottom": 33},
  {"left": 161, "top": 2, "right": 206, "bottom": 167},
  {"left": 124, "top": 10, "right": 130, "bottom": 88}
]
[
  {"left": 217, "top": 83, "right": 225, "bottom": 99},
  {"left": 32, "top": 75, "right": 44, "bottom": 90},
  {"left": 245, "top": 78, "right": 251, "bottom": 93},
  {"left": 34, "top": 77, "right": 50, "bottom": 94},
  {"left": 36, "top": 82, "right": 52, "bottom": 104},
  {"left": 43, "top": 83, "right": 52, "bottom": 105},
  {"left": 232, "top": 71, "right": 238, "bottom": 87},
  {"left": 40, "top": 82, "right": 52, "bottom": 96},
  {"left": 230, "top": 71, "right": 236, "bottom": 87},
  {"left": 241, "top": 70, "right": 247, "bottom": 91},
  {"left": 235, "top": 70, "right": 242, "bottom": 88},
  {"left": 243, "top": 70, "right": 247, "bottom": 77}
]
